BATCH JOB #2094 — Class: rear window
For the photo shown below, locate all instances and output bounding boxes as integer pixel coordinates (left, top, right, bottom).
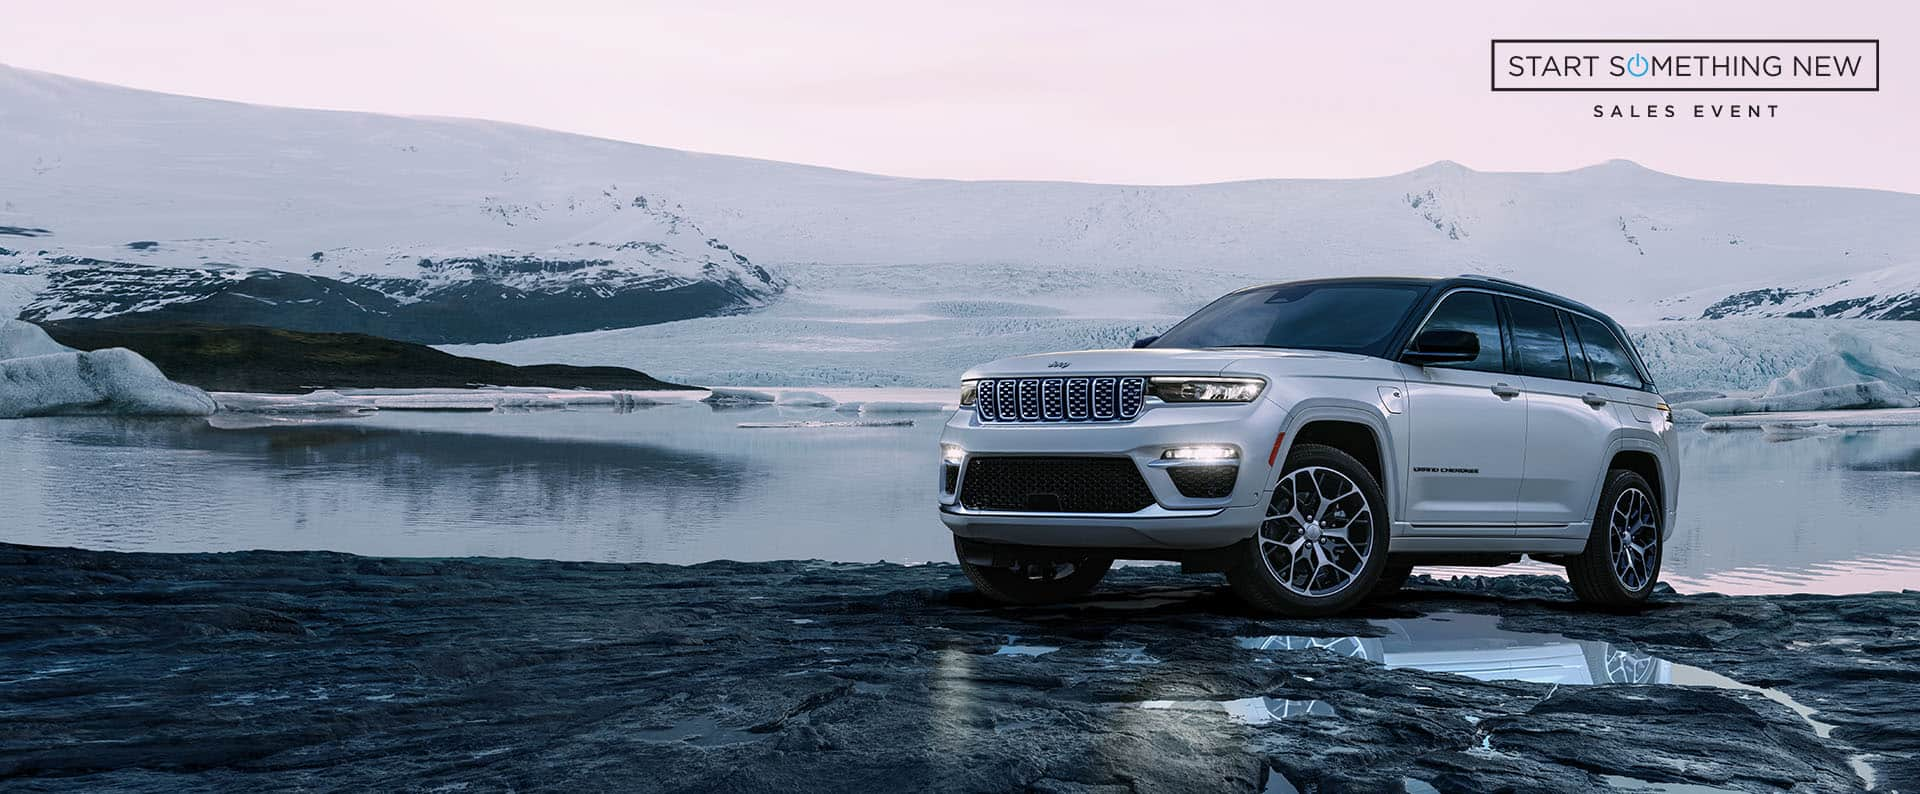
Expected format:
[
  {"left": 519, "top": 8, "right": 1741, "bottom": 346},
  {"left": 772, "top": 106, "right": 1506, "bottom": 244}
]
[
  {"left": 1503, "top": 298, "right": 1574, "bottom": 380},
  {"left": 1569, "top": 314, "right": 1646, "bottom": 390}
]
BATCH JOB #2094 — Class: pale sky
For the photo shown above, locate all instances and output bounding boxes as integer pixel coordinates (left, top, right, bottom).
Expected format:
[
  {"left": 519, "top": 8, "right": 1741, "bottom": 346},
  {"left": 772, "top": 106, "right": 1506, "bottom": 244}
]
[{"left": 7, "top": 1, "right": 1917, "bottom": 192}]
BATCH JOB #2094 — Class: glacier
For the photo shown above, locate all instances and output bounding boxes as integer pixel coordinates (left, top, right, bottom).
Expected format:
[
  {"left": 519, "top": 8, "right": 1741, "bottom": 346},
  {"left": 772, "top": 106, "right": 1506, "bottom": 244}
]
[{"left": 0, "top": 320, "right": 215, "bottom": 418}]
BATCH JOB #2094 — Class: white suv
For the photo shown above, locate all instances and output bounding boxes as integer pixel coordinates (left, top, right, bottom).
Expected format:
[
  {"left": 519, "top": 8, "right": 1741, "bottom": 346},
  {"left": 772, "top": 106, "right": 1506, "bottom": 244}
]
[{"left": 938, "top": 276, "right": 1678, "bottom": 616}]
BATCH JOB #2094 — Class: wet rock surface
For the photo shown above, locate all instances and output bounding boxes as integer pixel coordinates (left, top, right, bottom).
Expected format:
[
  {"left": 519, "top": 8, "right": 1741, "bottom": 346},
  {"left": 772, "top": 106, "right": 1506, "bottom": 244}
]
[{"left": 0, "top": 544, "right": 1913, "bottom": 793}]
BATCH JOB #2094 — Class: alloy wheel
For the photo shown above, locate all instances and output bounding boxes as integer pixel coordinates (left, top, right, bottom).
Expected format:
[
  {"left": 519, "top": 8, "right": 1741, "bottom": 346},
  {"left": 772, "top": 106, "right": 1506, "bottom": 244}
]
[
  {"left": 1258, "top": 466, "right": 1376, "bottom": 597},
  {"left": 1608, "top": 486, "right": 1660, "bottom": 591}
]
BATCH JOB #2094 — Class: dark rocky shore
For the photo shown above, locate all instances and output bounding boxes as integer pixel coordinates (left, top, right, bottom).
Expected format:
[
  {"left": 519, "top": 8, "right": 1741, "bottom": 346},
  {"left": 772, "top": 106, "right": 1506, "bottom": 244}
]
[{"left": 0, "top": 544, "right": 1913, "bottom": 793}]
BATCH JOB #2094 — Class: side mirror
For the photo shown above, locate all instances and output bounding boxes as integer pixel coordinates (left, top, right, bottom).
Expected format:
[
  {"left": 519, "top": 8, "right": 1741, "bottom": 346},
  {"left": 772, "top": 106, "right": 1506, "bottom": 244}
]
[
  {"left": 1402, "top": 329, "right": 1479, "bottom": 366},
  {"left": 1131, "top": 335, "right": 1160, "bottom": 349}
]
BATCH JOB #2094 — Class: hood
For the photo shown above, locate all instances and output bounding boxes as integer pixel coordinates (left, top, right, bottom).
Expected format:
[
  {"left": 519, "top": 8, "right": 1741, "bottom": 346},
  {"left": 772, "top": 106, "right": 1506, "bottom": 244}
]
[{"left": 962, "top": 347, "right": 1358, "bottom": 379}]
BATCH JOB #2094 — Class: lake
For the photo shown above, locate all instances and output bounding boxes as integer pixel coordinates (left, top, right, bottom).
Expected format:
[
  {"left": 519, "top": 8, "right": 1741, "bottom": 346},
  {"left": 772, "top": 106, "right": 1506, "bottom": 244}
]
[{"left": 3, "top": 400, "right": 1917, "bottom": 595}]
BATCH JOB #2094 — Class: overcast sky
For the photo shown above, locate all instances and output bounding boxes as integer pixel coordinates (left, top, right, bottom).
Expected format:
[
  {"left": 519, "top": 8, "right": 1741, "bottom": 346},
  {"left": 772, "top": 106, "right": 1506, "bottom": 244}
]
[{"left": 7, "top": 1, "right": 1916, "bottom": 192}]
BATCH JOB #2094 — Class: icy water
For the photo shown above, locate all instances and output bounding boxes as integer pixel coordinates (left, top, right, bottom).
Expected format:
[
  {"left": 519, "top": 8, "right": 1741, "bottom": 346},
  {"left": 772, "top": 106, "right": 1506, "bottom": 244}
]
[{"left": 3, "top": 401, "right": 1918, "bottom": 595}]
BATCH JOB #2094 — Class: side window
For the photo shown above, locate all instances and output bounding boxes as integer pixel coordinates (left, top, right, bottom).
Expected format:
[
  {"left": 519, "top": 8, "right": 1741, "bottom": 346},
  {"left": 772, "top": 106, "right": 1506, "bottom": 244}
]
[
  {"left": 1415, "top": 292, "right": 1503, "bottom": 372},
  {"left": 1570, "top": 315, "right": 1646, "bottom": 389},
  {"left": 1557, "top": 310, "right": 1592, "bottom": 381},
  {"left": 1503, "top": 297, "right": 1573, "bottom": 380}
]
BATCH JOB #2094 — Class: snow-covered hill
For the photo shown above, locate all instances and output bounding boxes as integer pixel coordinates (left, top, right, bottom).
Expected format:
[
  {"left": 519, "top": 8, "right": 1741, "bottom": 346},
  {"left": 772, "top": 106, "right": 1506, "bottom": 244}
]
[
  {"left": 1658, "top": 262, "right": 1920, "bottom": 321},
  {"left": 0, "top": 66, "right": 780, "bottom": 343}
]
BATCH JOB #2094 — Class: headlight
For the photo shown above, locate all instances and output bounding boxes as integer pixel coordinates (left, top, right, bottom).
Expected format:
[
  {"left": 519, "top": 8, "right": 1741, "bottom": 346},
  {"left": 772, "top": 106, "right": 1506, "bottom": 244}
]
[
  {"left": 959, "top": 380, "right": 978, "bottom": 406},
  {"left": 1149, "top": 376, "right": 1264, "bottom": 403}
]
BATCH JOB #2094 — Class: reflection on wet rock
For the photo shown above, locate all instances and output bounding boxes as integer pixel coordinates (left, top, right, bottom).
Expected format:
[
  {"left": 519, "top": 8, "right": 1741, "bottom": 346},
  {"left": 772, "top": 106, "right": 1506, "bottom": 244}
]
[{"left": 1239, "top": 612, "right": 1671, "bottom": 686}]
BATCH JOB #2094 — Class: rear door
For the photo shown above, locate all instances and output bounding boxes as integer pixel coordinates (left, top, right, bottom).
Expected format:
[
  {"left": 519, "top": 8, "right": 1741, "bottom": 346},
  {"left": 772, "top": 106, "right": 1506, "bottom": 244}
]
[
  {"left": 1398, "top": 290, "right": 1524, "bottom": 530},
  {"left": 1507, "top": 299, "right": 1618, "bottom": 528}
]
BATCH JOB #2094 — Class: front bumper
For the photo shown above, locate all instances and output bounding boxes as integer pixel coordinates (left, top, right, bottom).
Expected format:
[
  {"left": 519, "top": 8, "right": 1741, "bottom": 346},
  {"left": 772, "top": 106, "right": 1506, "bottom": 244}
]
[{"left": 936, "top": 398, "right": 1289, "bottom": 550}]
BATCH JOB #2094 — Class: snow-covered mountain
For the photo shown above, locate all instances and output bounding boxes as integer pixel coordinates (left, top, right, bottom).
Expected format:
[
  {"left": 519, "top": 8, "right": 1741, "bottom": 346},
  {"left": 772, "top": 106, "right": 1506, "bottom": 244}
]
[
  {"left": 5, "top": 63, "right": 1920, "bottom": 351},
  {"left": 1657, "top": 262, "right": 1920, "bottom": 321},
  {"left": 0, "top": 65, "right": 780, "bottom": 343}
]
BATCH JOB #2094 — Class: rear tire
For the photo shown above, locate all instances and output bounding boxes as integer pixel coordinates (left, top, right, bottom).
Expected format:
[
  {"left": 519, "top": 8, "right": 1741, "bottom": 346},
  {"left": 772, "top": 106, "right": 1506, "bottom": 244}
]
[
  {"left": 1227, "top": 443, "right": 1390, "bottom": 616},
  {"left": 1566, "top": 469, "right": 1662, "bottom": 608},
  {"left": 955, "top": 538, "right": 1112, "bottom": 605}
]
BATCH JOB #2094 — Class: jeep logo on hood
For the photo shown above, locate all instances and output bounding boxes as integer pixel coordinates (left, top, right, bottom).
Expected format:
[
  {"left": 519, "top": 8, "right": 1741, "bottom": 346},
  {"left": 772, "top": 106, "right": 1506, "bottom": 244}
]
[{"left": 1046, "top": 360, "right": 1071, "bottom": 369}]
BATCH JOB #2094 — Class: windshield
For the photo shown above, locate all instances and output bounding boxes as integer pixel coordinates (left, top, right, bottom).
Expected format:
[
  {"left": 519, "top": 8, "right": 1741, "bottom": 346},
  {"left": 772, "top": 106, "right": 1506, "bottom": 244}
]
[{"left": 1149, "top": 282, "right": 1429, "bottom": 356}]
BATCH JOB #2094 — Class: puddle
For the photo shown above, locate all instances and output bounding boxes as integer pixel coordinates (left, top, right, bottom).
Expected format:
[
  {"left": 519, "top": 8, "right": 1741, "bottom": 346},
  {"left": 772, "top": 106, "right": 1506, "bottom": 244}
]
[
  {"left": 1139, "top": 696, "right": 1335, "bottom": 725},
  {"left": 1849, "top": 755, "right": 1879, "bottom": 790},
  {"left": 992, "top": 635, "right": 1059, "bottom": 656},
  {"left": 1240, "top": 613, "right": 1846, "bottom": 767},
  {"left": 631, "top": 716, "right": 760, "bottom": 746},
  {"left": 1099, "top": 645, "right": 1160, "bottom": 666},
  {"left": 1240, "top": 613, "right": 1669, "bottom": 686}
]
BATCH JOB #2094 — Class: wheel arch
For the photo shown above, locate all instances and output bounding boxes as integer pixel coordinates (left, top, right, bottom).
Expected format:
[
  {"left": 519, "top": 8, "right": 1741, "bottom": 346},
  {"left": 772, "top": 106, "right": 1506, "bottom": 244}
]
[
  {"left": 1278, "top": 403, "right": 1398, "bottom": 513},
  {"left": 1597, "top": 436, "right": 1668, "bottom": 518}
]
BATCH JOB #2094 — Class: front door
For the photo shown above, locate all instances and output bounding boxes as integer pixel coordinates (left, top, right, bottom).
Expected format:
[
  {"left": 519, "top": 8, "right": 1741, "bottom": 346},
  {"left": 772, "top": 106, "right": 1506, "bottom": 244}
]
[{"left": 1398, "top": 290, "right": 1525, "bottom": 530}]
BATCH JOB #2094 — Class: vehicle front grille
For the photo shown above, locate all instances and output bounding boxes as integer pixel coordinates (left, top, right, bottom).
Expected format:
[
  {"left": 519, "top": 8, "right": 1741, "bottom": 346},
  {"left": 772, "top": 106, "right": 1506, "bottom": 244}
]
[
  {"left": 975, "top": 377, "right": 1146, "bottom": 423},
  {"left": 959, "top": 456, "right": 1155, "bottom": 513},
  {"left": 1168, "top": 465, "right": 1239, "bottom": 499}
]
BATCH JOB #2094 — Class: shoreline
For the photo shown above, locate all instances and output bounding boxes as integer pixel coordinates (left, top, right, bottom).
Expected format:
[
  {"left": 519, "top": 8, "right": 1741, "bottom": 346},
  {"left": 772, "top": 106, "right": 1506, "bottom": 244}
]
[{"left": 1, "top": 543, "right": 1913, "bottom": 791}]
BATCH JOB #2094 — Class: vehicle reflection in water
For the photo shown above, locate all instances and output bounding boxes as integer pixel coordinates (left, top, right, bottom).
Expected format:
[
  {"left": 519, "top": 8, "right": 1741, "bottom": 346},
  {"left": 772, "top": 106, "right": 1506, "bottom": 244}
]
[
  {"left": 1239, "top": 612, "right": 1670, "bottom": 686},
  {"left": 1237, "top": 611, "right": 1837, "bottom": 747}
]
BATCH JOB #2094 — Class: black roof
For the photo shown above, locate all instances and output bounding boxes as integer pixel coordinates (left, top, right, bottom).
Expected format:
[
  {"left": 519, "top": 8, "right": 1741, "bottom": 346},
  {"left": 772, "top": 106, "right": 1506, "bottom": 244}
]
[{"left": 1232, "top": 274, "right": 1616, "bottom": 325}]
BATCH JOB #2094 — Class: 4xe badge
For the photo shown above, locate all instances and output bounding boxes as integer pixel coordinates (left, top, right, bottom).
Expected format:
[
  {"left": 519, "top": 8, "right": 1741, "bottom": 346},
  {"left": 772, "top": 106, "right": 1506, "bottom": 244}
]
[{"left": 1046, "top": 360, "right": 1071, "bottom": 369}]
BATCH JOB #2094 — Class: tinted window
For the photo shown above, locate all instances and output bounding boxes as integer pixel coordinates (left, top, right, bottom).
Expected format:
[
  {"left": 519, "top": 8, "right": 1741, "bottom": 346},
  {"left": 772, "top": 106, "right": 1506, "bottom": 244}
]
[
  {"left": 1151, "top": 283, "right": 1426, "bottom": 357},
  {"left": 1558, "top": 311, "right": 1592, "bottom": 381},
  {"left": 1503, "top": 297, "right": 1572, "bottom": 380},
  {"left": 1570, "top": 315, "right": 1645, "bottom": 389},
  {"left": 1414, "top": 291, "right": 1503, "bottom": 372}
]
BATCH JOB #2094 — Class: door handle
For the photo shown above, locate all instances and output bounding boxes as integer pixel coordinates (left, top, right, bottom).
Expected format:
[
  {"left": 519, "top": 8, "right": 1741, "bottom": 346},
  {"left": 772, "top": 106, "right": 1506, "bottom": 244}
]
[
  {"left": 1490, "top": 383, "right": 1520, "bottom": 399},
  {"left": 1582, "top": 392, "right": 1608, "bottom": 408}
]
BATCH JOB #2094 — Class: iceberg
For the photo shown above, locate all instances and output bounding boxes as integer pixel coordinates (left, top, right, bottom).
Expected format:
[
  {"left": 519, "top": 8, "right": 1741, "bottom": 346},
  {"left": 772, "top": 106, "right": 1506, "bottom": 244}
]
[
  {"left": 0, "top": 323, "right": 216, "bottom": 418},
  {"left": 774, "top": 390, "right": 839, "bottom": 407},
  {"left": 1, "top": 319, "right": 77, "bottom": 358},
  {"left": 1671, "top": 331, "right": 1920, "bottom": 415},
  {"left": 702, "top": 387, "right": 777, "bottom": 405},
  {"left": 212, "top": 390, "right": 373, "bottom": 415}
]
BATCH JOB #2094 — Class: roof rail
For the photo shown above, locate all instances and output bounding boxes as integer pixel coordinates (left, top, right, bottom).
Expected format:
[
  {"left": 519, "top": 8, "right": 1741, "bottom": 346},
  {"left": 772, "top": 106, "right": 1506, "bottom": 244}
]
[{"left": 1456, "top": 273, "right": 1545, "bottom": 291}]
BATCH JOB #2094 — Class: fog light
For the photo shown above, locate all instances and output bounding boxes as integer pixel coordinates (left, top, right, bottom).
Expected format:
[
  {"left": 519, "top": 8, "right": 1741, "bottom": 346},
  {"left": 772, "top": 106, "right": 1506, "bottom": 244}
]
[
  {"left": 1162, "top": 446, "right": 1238, "bottom": 461},
  {"left": 942, "top": 444, "right": 965, "bottom": 464}
]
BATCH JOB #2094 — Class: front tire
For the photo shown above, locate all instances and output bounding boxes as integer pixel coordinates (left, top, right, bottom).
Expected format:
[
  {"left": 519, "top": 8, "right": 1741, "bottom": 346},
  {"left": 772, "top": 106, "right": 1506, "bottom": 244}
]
[
  {"left": 956, "top": 538, "right": 1112, "bottom": 605},
  {"left": 1227, "top": 443, "right": 1390, "bottom": 616},
  {"left": 1565, "top": 469, "right": 1663, "bottom": 608}
]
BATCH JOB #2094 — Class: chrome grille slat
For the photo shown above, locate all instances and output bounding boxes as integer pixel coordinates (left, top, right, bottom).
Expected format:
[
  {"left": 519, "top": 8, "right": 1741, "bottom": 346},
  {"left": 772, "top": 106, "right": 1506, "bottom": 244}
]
[
  {"left": 1066, "top": 378, "right": 1089, "bottom": 420},
  {"left": 1118, "top": 377, "right": 1145, "bottom": 419},
  {"left": 1041, "top": 379, "right": 1064, "bottom": 420},
  {"left": 974, "top": 376, "right": 1145, "bottom": 424}
]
